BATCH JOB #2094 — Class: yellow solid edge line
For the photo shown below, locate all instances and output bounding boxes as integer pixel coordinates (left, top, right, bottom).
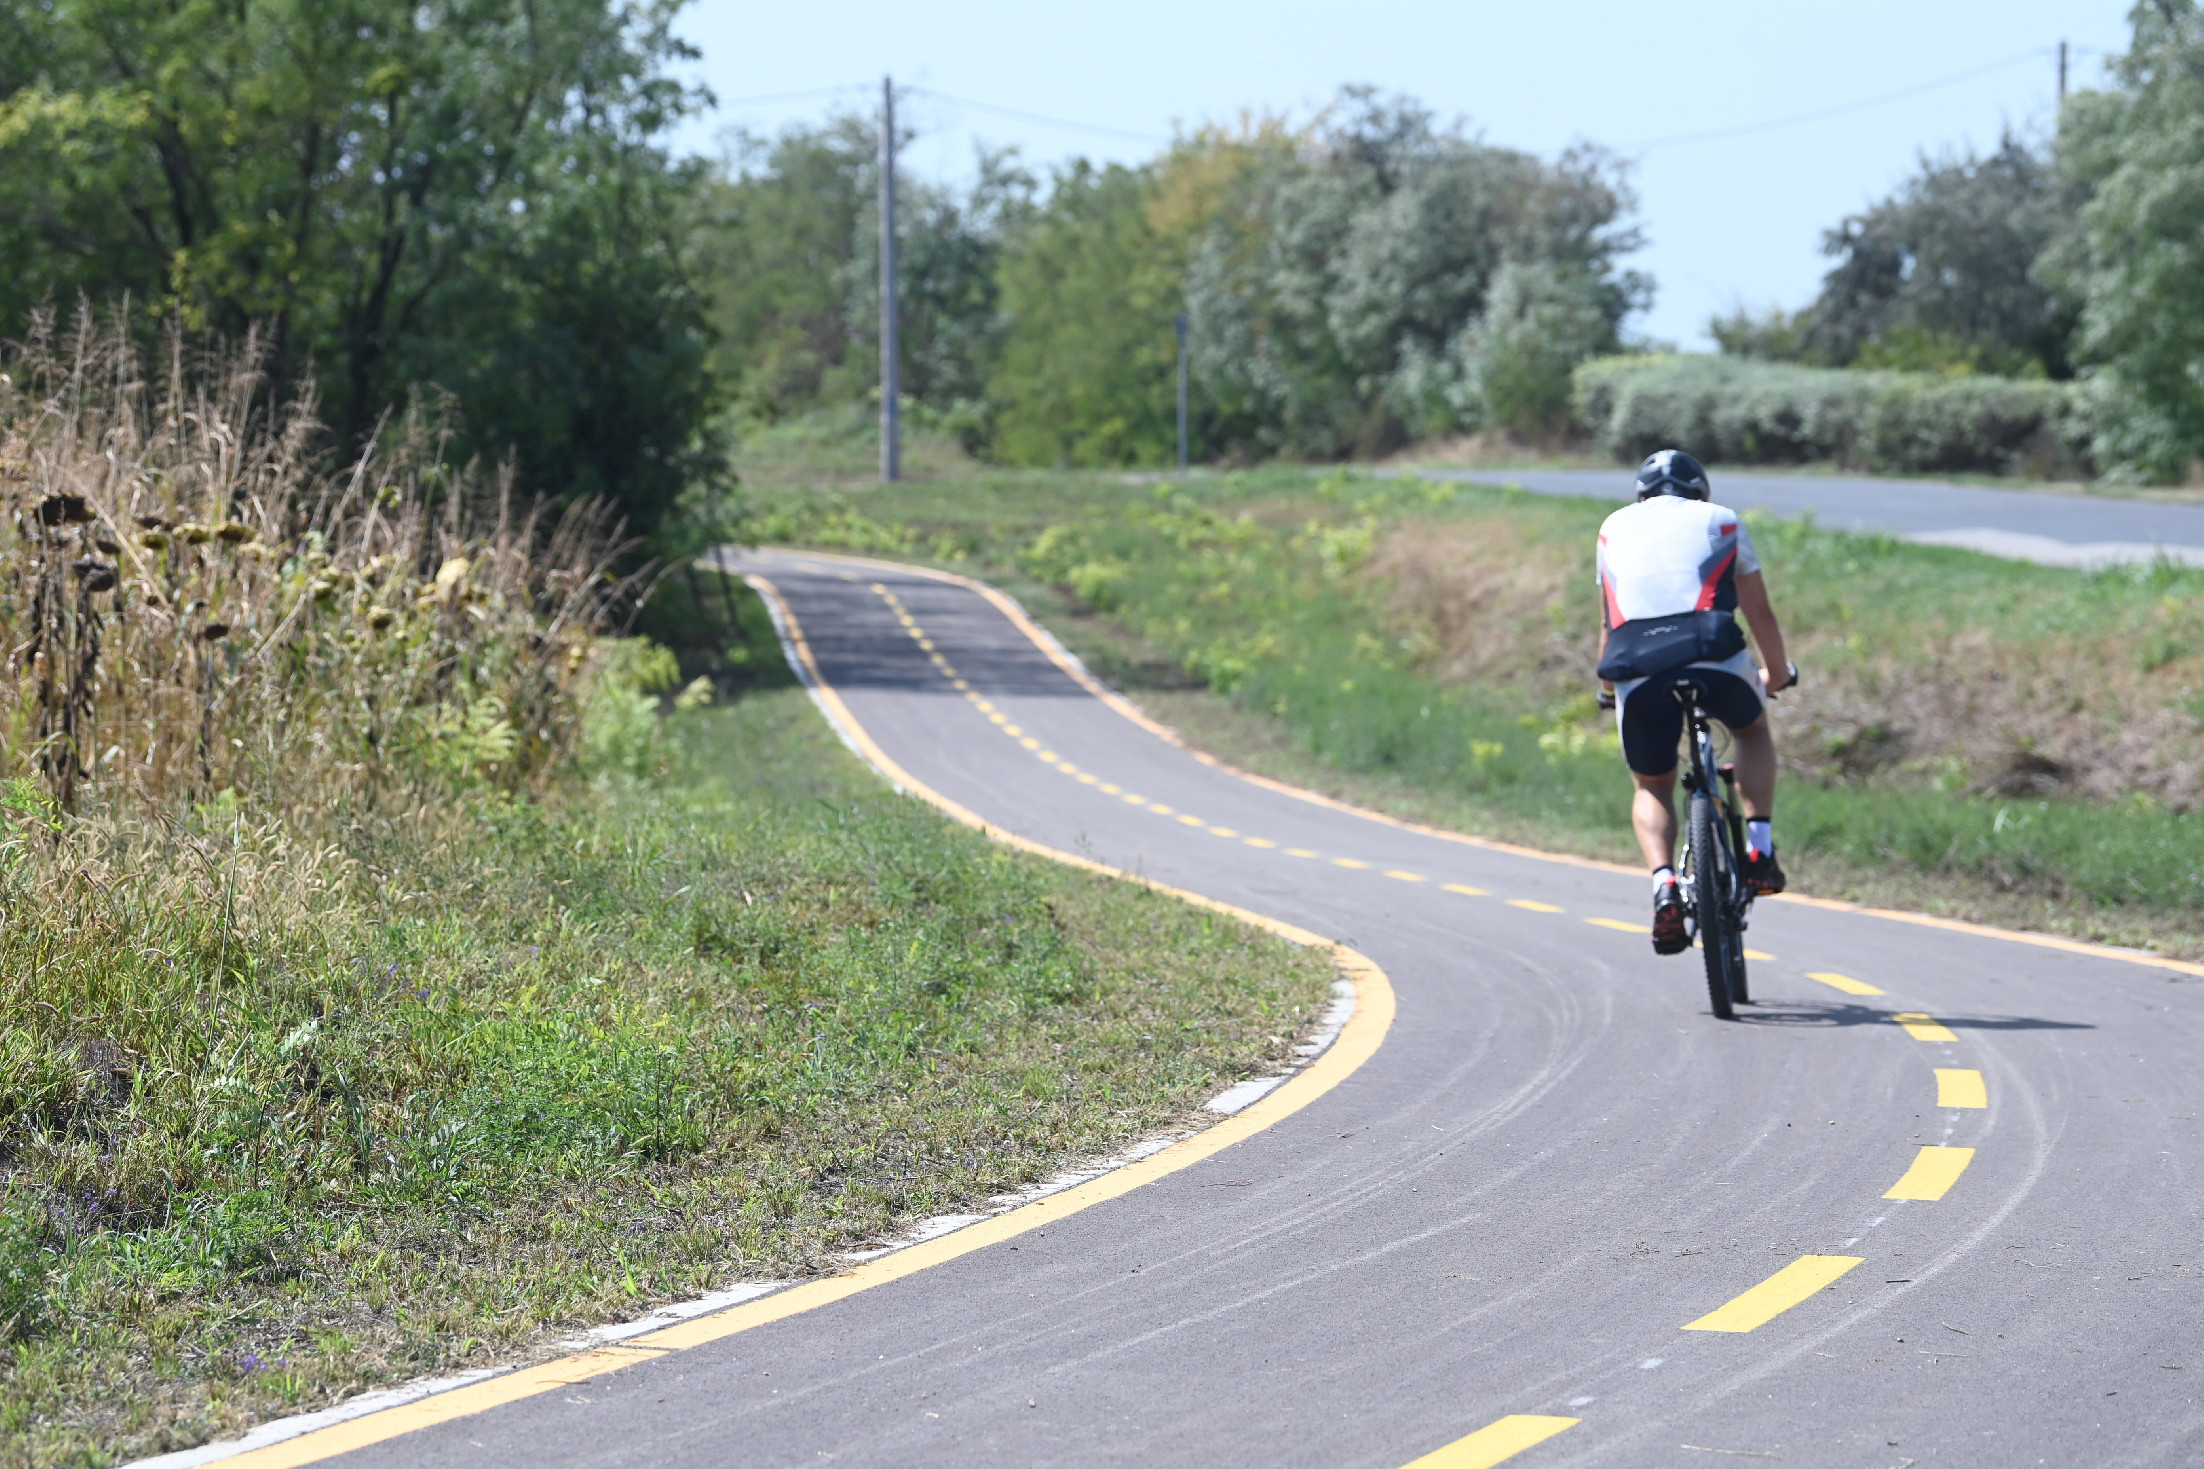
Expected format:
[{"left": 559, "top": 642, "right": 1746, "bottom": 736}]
[
  {"left": 1892, "top": 1012, "right": 1958, "bottom": 1043},
  {"left": 1508, "top": 899, "right": 1563, "bottom": 913},
  {"left": 226, "top": 575, "right": 1397, "bottom": 1469},
  {"left": 216, "top": 1347, "right": 668, "bottom": 1469},
  {"left": 1584, "top": 917, "right": 1645, "bottom": 934},
  {"left": 1805, "top": 970, "right": 1884, "bottom": 997},
  {"left": 1884, "top": 1145, "right": 1975, "bottom": 1201},
  {"left": 751, "top": 548, "right": 2204, "bottom": 984},
  {"left": 1398, "top": 1414, "right": 1581, "bottom": 1469},
  {"left": 1682, "top": 1255, "right": 1864, "bottom": 1333},
  {"left": 1935, "top": 1068, "right": 1987, "bottom": 1109}
]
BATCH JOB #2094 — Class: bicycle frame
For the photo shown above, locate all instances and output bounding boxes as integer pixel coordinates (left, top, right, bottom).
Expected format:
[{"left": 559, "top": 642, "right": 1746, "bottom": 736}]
[{"left": 1672, "top": 679, "right": 1752, "bottom": 1016}]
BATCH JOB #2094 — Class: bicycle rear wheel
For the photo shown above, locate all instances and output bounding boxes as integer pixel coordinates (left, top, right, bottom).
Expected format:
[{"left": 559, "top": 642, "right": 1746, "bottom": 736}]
[{"left": 1690, "top": 791, "right": 1737, "bottom": 1020}]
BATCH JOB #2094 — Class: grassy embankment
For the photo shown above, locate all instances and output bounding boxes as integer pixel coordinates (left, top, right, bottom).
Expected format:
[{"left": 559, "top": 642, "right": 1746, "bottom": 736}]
[
  {"left": 0, "top": 333, "right": 1329, "bottom": 1467},
  {"left": 741, "top": 458, "right": 2204, "bottom": 955}
]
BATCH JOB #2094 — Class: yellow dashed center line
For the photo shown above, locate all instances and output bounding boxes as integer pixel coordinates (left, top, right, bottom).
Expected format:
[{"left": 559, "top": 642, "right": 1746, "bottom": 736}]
[
  {"left": 1743, "top": 948, "right": 1776, "bottom": 961},
  {"left": 1892, "top": 1012, "right": 1958, "bottom": 1043},
  {"left": 1806, "top": 971, "right": 1883, "bottom": 996},
  {"left": 1398, "top": 1414, "right": 1579, "bottom": 1468},
  {"left": 1683, "top": 1255, "right": 1863, "bottom": 1333},
  {"left": 880, "top": 592, "right": 1759, "bottom": 1006},
  {"left": 1884, "top": 1145, "right": 1974, "bottom": 1201},
  {"left": 1585, "top": 917, "right": 1646, "bottom": 933},
  {"left": 1935, "top": 1068, "right": 1987, "bottom": 1109}
]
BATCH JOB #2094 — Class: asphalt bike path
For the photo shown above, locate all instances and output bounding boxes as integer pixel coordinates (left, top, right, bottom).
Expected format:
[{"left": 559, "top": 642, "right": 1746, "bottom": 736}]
[{"left": 225, "top": 548, "right": 2204, "bottom": 1468}]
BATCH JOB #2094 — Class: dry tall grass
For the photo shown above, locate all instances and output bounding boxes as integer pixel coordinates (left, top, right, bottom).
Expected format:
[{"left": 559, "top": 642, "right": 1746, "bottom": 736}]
[
  {"left": 0, "top": 308, "right": 635, "bottom": 819},
  {"left": 1369, "top": 515, "right": 2204, "bottom": 807}
]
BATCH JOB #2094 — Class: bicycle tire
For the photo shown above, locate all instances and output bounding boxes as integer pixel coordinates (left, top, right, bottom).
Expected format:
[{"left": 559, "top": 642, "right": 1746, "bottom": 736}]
[
  {"left": 1722, "top": 802, "right": 1752, "bottom": 1005},
  {"left": 1690, "top": 791, "right": 1735, "bottom": 1020}
]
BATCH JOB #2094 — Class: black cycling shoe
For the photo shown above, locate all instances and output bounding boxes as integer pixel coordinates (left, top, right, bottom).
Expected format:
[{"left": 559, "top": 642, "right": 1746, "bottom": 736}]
[
  {"left": 1744, "top": 847, "right": 1787, "bottom": 896},
  {"left": 1652, "top": 878, "right": 1690, "bottom": 955}
]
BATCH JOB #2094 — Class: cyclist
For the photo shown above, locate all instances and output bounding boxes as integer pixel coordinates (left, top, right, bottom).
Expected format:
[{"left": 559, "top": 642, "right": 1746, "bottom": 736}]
[{"left": 1594, "top": 450, "right": 1794, "bottom": 955}]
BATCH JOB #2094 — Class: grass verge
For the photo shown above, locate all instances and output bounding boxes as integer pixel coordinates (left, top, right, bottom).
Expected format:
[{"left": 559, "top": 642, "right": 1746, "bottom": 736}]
[
  {"left": 737, "top": 466, "right": 2204, "bottom": 956},
  {"left": 1, "top": 651, "right": 1331, "bottom": 1465}
]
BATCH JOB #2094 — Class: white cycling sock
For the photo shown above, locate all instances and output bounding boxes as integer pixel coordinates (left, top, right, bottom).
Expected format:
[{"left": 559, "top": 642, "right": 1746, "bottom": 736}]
[
  {"left": 1747, "top": 819, "right": 1773, "bottom": 857},
  {"left": 1651, "top": 865, "right": 1675, "bottom": 896}
]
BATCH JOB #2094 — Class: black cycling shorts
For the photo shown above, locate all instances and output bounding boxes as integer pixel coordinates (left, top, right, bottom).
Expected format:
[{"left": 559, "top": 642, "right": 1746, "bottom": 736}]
[{"left": 1617, "top": 662, "right": 1765, "bottom": 776}]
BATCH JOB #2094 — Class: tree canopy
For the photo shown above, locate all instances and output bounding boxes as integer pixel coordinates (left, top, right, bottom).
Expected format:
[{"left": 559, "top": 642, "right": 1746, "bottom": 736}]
[{"left": 0, "top": 0, "right": 716, "bottom": 534}]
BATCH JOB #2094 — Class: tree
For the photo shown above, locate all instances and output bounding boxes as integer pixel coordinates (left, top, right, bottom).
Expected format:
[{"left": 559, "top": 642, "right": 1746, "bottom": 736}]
[
  {"left": 0, "top": 0, "right": 715, "bottom": 535},
  {"left": 987, "top": 160, "right": 1181, "bottom": 466},
  {"left": 1461, "top": 259, "right": 1620, "bottom": 440},
  {"left": 694, "top": 115, "right": 1032, "bottom": 432},
  {"left": 2048, "top": 0, "right": 2204, "bottom": 481},
  {"left": 1794, "top": 134, "right": 2071, "bottom": 377},
  {"left": 1183, "top": 91, "right": 1644, "bottom": 459}
]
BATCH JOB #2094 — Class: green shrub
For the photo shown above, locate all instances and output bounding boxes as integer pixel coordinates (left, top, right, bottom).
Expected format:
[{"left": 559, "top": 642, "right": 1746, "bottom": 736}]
[{"left": 1572, "top": 354, "right": 2090, "bottom": 477}]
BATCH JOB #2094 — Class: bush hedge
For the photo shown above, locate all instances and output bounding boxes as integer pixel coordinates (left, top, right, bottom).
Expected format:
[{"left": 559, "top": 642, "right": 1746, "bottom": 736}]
[{"left": 1572, "top": 354, "right": 2091, "bottom": 478}]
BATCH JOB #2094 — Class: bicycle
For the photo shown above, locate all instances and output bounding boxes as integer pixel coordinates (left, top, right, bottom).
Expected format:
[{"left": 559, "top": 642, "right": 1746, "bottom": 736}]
[{"left": 1672, "top": 662, "right": 1797, "bottom": 1020}]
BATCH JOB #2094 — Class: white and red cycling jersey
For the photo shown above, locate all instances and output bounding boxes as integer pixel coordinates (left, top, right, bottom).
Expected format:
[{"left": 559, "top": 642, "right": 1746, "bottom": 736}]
[{"left": 1595, "top": 496, "right": 1760, "bottom": 627}]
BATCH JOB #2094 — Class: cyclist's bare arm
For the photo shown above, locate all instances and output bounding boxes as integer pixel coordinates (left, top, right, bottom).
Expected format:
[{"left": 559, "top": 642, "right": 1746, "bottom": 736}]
[{"left": 1735, "top": 570, "right": 1792, "bottom": 693}]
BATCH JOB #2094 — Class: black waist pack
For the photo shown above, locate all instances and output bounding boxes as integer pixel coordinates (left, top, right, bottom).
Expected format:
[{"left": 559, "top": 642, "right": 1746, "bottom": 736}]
[{"left": 1597, "top": 609, "right": 1747, "bottom": 682}]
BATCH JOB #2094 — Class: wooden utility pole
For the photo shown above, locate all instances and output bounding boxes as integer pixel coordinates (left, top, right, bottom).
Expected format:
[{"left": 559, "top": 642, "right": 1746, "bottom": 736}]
[
  {"left": 2058, "top": 40, "right": 2068, "bottom": 106},
  {"left": 880, "top": 76, "right": 901, "bottom": 483}
]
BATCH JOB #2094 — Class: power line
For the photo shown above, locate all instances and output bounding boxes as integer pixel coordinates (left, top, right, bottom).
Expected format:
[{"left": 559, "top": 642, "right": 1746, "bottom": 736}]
[
  {"left": 899, "top": 86, "right": 1169, "bottom": 144},
  {"left": 712, "top": 84, "right": 873, "bottom": 109},
  {"left": 1623, "top": 47, "right": 2060, "bottom": 152}
]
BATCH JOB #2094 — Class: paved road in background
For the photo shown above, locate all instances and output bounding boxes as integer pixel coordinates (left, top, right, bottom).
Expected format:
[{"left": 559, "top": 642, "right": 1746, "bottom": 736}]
[
  {"left": 1429, "top": 466, "right": 2204, "bottom": 569},
  {"left": 318, "top": 550, "right": 2203, "bottom": 1469}
]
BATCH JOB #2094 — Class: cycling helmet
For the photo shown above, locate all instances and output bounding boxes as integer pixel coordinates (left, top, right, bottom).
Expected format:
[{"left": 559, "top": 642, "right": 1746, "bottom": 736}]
[{"left": 1634, "top": 448, "right": 1711, "bottom": 502}]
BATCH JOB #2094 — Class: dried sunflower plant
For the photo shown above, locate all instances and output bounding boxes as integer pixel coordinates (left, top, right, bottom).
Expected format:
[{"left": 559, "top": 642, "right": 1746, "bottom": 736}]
[{"left": 0, "top": 308, "right": 637, "bottom": 825}]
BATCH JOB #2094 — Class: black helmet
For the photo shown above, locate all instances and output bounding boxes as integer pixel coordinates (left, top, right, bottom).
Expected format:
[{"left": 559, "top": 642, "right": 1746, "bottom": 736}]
[{"left": 1634, "top": 449, "right": 1711, "bottom": 502}]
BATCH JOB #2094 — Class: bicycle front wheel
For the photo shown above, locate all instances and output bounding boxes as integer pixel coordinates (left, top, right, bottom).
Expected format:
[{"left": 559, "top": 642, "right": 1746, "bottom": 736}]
[{"left": 1690, "top": 791, "right": 1737, "bottom": 1020}]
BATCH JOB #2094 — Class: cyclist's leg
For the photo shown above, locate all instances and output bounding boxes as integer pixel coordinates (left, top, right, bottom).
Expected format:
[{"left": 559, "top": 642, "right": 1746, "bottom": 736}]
[
  {"left": 1728, "top": 715, "right": 1777, "bottom": 820},
  {"left": 1698, "top": 661, "right": 1785, "bottom": 894},
  {"left": 1616, "top": 673, "right": 1686, "bottom": 869},
  {"left": 1630, "top": 769, "right": 1678, "bottom": 871}
]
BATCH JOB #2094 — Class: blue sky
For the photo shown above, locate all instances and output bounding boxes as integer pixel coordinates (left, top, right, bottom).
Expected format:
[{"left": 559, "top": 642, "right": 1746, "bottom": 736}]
[{"left": 668, "top": 1, "right": 2132, "bottom": 349}]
